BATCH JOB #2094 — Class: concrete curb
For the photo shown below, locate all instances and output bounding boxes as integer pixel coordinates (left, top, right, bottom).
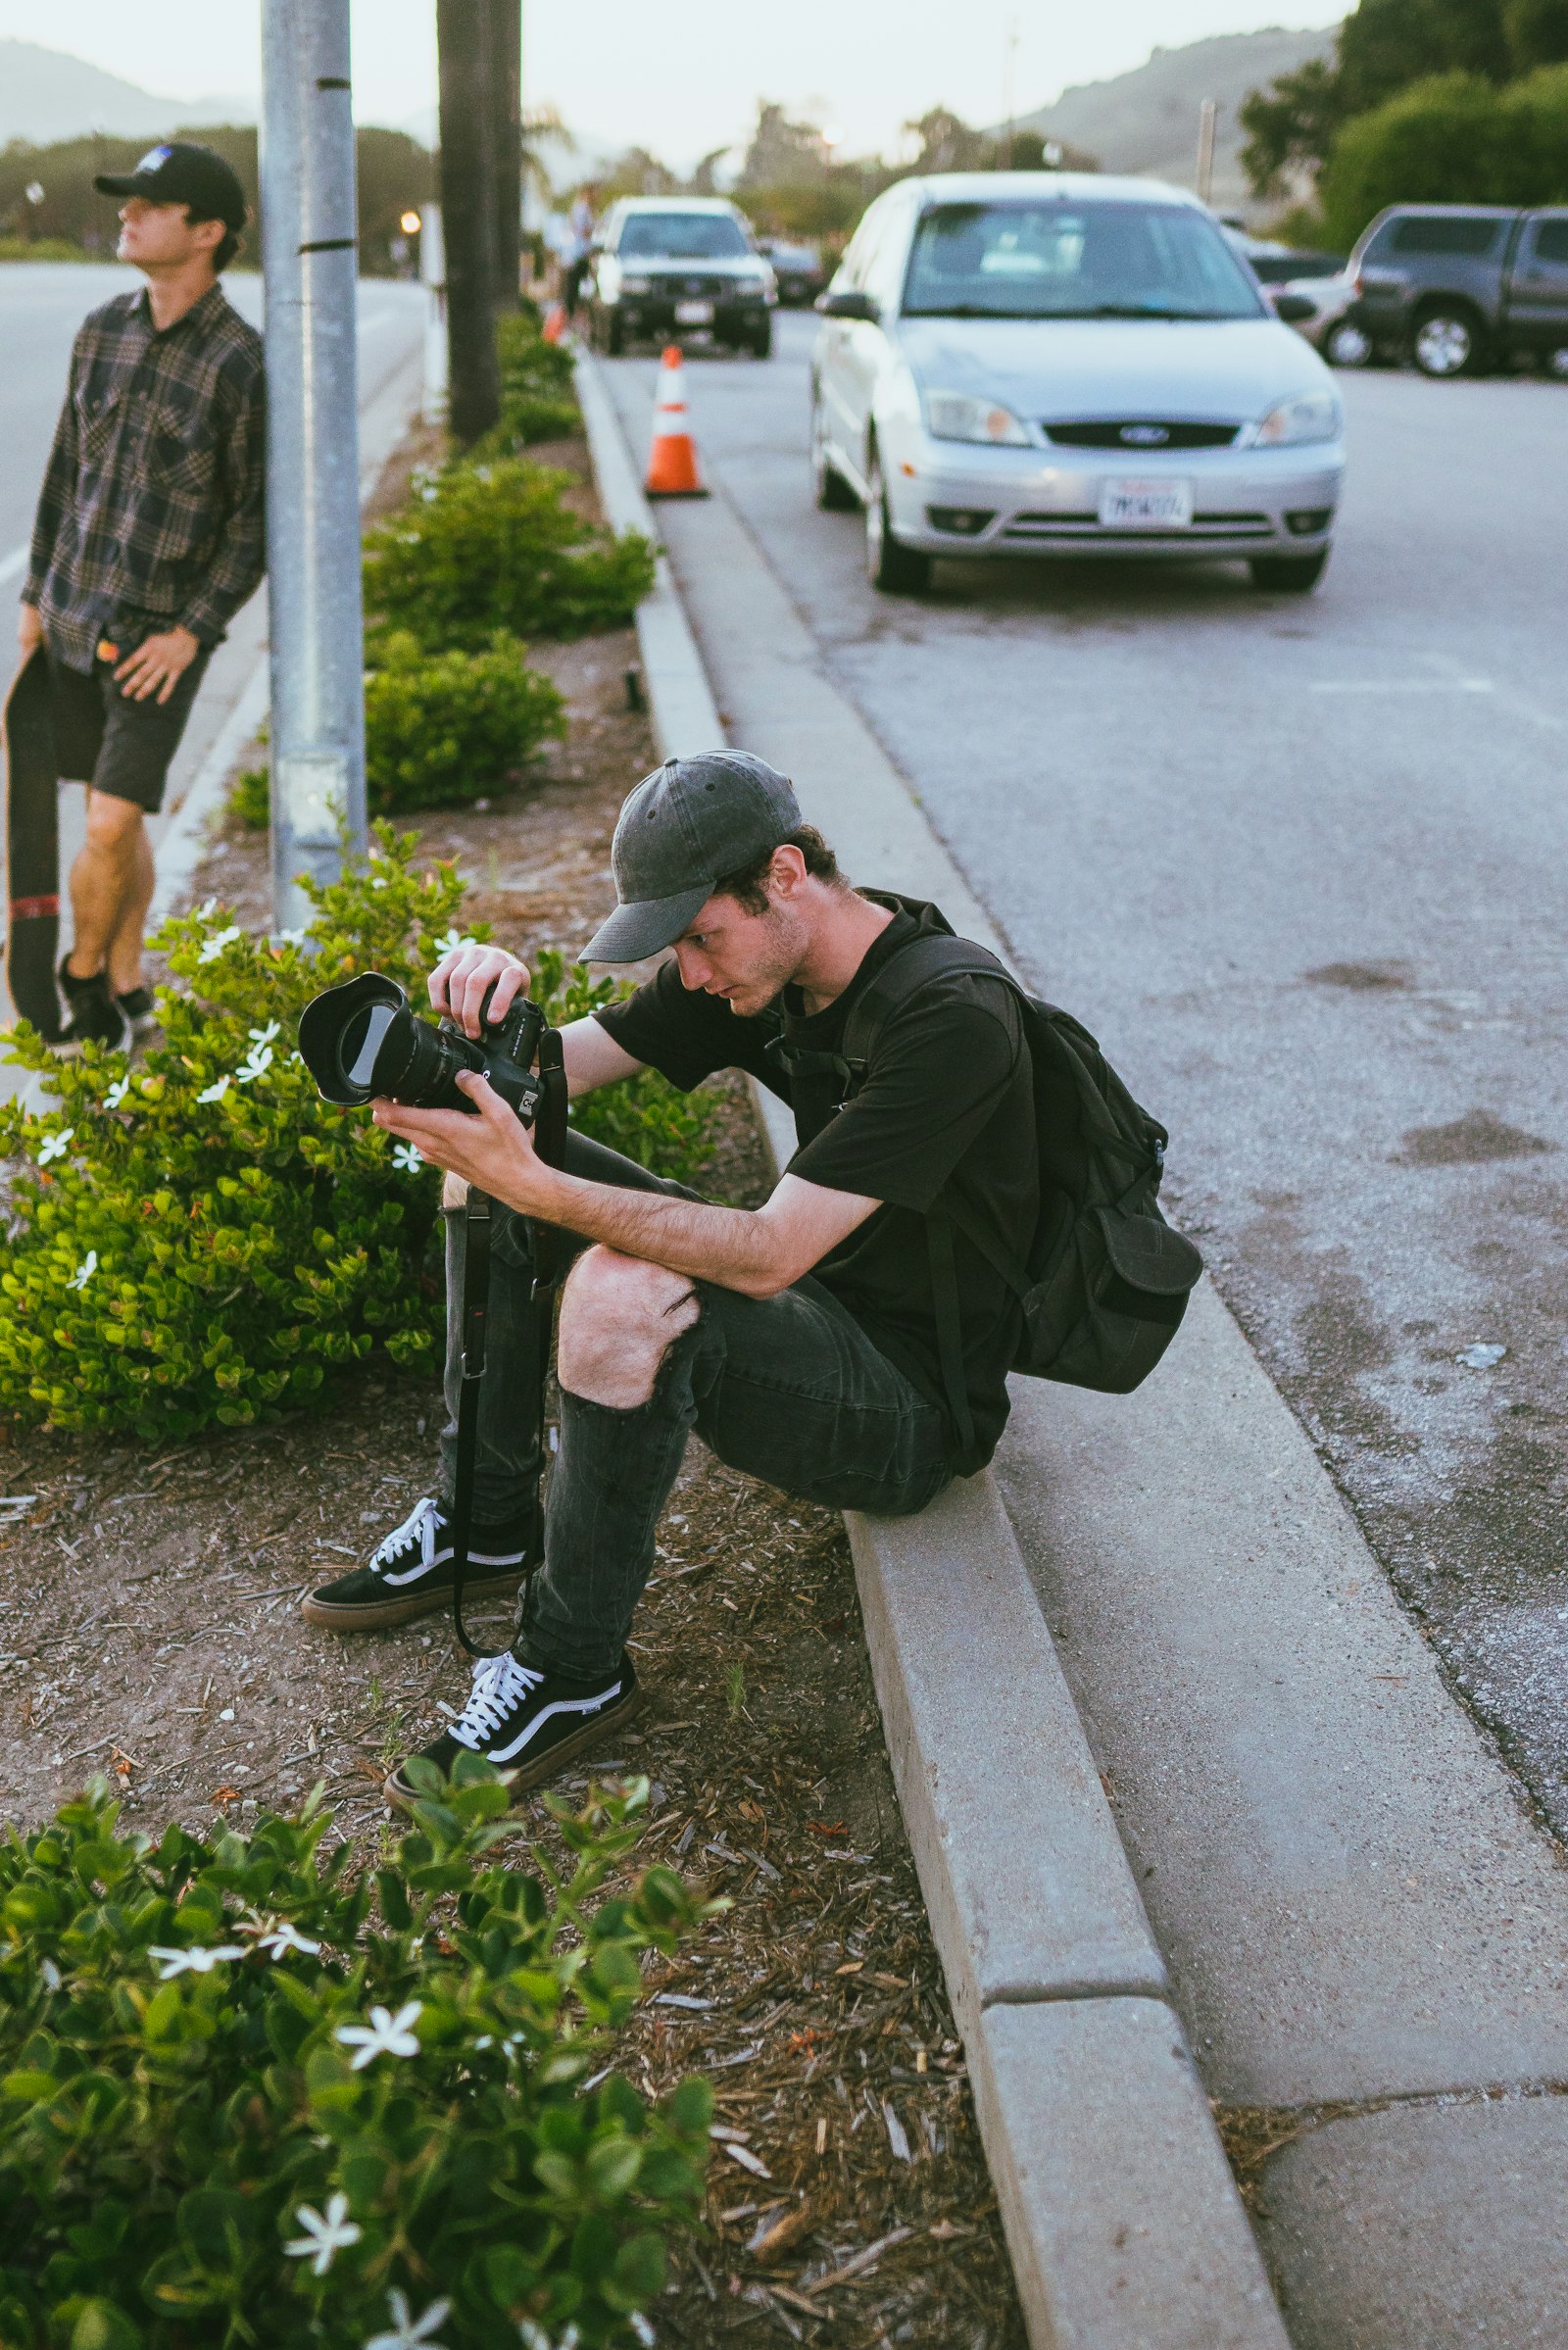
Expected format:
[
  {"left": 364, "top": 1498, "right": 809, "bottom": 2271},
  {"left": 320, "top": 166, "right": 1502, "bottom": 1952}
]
[{"left": 575, "top": 346, "right": 1291, "bottom": 2349}]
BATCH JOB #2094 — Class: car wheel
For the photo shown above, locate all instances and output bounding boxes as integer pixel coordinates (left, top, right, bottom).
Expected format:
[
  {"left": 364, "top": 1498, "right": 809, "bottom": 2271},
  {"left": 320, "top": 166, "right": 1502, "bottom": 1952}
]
[
  {"left": 810, "top": 398, "right": 858, "bottom": 512},
  {"left": 1411, "top": 306, "right": 1484, "bottom": 378},
  {"left": 1325, "top": 318, "right": 1373, "bottom": 368},
  {"left": 1250, "top": 550, "right": 1330, "bottom": 594},
  {"left": 864, "top": 452, "right": 931, "bottom": 593},
  {"left": 603, "top": 308, "right": 624, "bottom": 358},
  {"left": 749, "top": 319, "right": 773, "bottom": 359}
]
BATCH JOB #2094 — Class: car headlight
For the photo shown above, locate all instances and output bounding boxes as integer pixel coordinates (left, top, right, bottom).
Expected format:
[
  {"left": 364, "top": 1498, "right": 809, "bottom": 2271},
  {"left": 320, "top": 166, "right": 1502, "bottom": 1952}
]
[
  {"left": 1253, "top": 392, "right": 1341, "bottom": 446},
  {"left": 734, "top": 273, "right": 768, "bottom": 295},
  {"left": 618, "top": 274, "right": 651, "bottom": 295},
  {"left": 923, "top": 390, "right": 1031, "bottom": 447}
]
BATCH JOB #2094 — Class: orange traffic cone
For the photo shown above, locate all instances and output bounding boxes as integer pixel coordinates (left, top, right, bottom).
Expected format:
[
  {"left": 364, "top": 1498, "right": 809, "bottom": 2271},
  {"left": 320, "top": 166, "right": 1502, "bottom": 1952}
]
[
  {"left": 644, "top": 345, "right": 709, "bottom": 499},
  {"left": 541, "top": 301, "right": 566, "bottom": 345}
]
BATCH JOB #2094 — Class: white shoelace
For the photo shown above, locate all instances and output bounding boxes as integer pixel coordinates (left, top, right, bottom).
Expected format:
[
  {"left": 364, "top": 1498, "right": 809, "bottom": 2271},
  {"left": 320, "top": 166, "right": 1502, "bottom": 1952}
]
[
  {"left": 451, "top": 1651, "right": 543, "bottom": 1750},
  {"left": 370, "top": 1494, "right": 441, "bottom": 1577}
]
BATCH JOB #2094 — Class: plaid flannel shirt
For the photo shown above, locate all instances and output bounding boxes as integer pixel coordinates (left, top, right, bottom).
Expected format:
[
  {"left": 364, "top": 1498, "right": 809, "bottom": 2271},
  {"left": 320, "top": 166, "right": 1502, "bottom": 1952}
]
[{"left": 24, "top": 281, "right": 266, "bottom": 674}]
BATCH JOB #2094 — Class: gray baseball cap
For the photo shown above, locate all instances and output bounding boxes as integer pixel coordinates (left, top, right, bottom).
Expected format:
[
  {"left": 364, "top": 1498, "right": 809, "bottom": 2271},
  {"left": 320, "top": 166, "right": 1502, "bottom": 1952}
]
[{"left": 583, "top": 751, "right": 803, "bottom": 962}]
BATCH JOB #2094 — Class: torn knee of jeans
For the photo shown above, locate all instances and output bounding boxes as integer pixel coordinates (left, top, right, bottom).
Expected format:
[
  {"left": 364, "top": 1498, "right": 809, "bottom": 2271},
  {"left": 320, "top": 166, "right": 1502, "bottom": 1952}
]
[{"left": 558, "top": 1252, "right": 700, "bottom": 1410}]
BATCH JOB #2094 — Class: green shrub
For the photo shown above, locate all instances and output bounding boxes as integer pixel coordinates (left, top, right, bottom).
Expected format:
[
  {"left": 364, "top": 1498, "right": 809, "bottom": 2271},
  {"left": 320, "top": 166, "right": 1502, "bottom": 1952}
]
[
  {"left": 474, "top": 310, "right": 580, "bottom": 451},
  {"left": 0, "top": 1763, "right": 714, "bottom": 2348},
  {"left": 364, "top": 461, "right": 655, "bottom": 654},
  {"left": 229, "top": 764, "right": 269, "bottom": 830},
  {"left": 365, "top": 631, "right": 565, "bottom": 813},
  {"left": 0, "top": 830, "right": 461, "bottom": 1440},
  {"left": 0, "top": 835, "right": 722, "bottom": 1441}
]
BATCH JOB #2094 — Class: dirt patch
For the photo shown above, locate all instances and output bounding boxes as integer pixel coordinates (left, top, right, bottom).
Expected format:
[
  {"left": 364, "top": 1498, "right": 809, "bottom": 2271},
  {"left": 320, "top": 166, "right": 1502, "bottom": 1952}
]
[
  {"left": 1396, "top": 1108, "right": 1557, "bottom": 1166},
  {"left": 1302, "top": 960, "right": 1412, "bottom": 992},
  {"left": 0, "top": 431, "right": 1027, "bottom": 2346}
]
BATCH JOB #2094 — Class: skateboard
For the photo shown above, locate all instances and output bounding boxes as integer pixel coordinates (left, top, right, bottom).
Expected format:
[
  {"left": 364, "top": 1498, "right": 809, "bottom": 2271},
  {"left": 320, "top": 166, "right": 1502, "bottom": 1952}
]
[{"left": 3, "top": 647, "right": 62, "bottom": 1039}]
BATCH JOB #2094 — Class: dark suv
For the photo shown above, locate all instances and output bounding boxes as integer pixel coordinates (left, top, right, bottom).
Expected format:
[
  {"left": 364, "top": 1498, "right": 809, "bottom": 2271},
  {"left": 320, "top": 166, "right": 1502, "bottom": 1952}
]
[
  {"left": 587, "top": 198, "right": 776, "bottom": 358},
  {"left": 1346, "top": 204, "right": 1568, "bottom": 377}
]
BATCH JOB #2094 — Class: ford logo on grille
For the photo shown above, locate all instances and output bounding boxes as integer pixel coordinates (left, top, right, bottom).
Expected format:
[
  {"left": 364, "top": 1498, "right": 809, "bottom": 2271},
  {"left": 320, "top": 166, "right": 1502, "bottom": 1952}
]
[{"left": 1120, "top": 423, "right": 1171, "bottom": 446}]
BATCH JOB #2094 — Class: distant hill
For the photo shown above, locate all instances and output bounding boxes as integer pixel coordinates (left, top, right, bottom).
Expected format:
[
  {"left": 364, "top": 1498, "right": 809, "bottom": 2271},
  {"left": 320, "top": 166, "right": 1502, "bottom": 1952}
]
[
  {"left": 0, "top": 38, "right": 252, "bottom": 148},
  {"left": 1004, "top": 25, "right": 1339, "bottom": 218}
]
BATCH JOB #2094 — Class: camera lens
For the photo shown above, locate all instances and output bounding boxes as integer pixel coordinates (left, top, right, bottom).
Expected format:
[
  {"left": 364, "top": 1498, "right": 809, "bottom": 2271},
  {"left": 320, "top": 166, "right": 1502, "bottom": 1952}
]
[{"left": 338, "top": 1002, "right": 401, "bottom": 1094}]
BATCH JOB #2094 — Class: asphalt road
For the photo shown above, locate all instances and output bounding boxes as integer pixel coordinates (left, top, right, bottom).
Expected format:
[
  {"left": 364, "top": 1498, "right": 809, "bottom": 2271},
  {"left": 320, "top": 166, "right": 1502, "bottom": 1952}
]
[
  {"left": 606, "top": 314, "right": 1568, "bottom": 1835},
  {"left": 0, "top": 262, "right": 423, "bottom": 596}
]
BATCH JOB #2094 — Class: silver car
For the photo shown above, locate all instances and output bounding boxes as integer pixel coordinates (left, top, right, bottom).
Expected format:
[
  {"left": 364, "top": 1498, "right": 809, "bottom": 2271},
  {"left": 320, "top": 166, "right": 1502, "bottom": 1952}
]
[{"left": 811, "top": 172, "right": 1346, "bottom": 595}]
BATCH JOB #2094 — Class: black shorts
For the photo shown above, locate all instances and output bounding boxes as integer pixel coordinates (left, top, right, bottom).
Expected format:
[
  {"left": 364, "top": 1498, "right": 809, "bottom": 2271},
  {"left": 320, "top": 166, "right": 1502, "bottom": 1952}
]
[{"left": 46, "top": 638, "right": 213, "bottom": 815}]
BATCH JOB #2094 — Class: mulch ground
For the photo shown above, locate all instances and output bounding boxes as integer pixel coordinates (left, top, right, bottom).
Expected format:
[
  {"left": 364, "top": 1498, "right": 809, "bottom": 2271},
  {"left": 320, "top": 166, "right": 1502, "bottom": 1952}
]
[{"left": 0, "top": 423, "right": 1028, "bottom": 2347}]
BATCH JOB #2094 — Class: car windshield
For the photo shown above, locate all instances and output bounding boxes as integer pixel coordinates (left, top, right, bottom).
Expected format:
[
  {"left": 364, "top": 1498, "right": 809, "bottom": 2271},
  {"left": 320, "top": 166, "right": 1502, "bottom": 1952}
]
[
  {"left": 902, "top": 200, "right": 1264, "bottom": 320},
  {"left": 617, "top": 213, "right": 751, "bottom": 260}
]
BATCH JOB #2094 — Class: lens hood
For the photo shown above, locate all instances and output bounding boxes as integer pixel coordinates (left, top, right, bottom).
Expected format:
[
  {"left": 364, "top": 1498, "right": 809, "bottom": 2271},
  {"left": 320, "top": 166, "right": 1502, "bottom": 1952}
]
[{"left": 298, "top": 972, "right": 411, "bottom": 1105}]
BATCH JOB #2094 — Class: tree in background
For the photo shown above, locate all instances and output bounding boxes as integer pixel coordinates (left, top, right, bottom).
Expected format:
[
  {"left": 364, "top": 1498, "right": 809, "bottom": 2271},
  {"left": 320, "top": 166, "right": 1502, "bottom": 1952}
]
[
  {"left": 0, "top": 124, "right": 429, "bottom": 272},
  {"left": 1317, "top": 60, "right": 1568, "bottom": 242},
  {"left": 1240, "top": 0, "right": 1568, "bottom": 197}
]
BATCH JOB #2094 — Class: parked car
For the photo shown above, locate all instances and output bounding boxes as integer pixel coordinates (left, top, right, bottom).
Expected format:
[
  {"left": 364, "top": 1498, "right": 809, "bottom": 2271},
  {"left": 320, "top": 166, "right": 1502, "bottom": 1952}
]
[
  {"left": 587, "top": 197, "right": 776, "bottom": 358},
  {"left": 757, "top": 236, "right": 825, "bottom": 306},
  {"left": 811, "top": 171, "right": 1345, "bottom": 595},
  {"left": 1342, "top": 204, "right": 1568, "bottom": 376}
]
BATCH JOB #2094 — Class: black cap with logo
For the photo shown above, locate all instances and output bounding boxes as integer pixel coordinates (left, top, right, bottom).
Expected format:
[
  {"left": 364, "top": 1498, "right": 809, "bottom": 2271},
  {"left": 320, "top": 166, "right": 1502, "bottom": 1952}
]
[
  {"left": 94, "top": 142, "right": 247, "bottom": 231},
  {"left": 584, "top": 751, "right": 804, "bottom": 962}
]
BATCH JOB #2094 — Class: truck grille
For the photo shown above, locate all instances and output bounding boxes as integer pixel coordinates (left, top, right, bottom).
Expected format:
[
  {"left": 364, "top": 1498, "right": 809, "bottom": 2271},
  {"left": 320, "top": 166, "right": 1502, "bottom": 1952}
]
[
  {"left": 1043, "top": 419, "right": 1241, "bottom": 450},
  {"left": 646, "top": 273, "right": 731, "bottom": 300}
]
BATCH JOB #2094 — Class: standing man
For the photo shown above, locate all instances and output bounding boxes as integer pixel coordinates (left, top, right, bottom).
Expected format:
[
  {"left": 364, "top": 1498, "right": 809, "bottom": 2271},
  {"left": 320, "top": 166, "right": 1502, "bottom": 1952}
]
[{"left": 16, "top": 143, "right": 265, "bottom": 1049}]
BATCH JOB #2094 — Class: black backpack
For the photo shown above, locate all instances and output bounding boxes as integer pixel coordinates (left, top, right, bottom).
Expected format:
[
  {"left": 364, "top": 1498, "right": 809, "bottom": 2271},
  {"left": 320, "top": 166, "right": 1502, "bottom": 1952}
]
[{"left": 774, "top": 901, "right": 1202, "bottom": 1470}]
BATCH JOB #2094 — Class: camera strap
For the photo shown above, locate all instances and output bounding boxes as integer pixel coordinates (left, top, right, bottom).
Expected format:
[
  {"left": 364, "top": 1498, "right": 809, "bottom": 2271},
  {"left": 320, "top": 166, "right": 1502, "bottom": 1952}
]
[{"left": 449, "top": 1186, "right": 493, "bottom": 1657}]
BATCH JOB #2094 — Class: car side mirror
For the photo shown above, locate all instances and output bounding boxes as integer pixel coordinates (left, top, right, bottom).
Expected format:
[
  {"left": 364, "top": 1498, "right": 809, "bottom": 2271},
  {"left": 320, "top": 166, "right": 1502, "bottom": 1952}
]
[
  {"left": 816, "top": 288, "right": 880, "bottom": 321},
  {"left": 1273, "top": 293, "right": 1317, "bottom": 323}
]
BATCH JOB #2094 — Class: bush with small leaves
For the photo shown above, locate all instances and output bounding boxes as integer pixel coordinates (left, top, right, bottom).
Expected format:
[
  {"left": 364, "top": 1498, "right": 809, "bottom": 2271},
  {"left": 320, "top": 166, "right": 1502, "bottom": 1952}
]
[
  {"left": 0, "top": 835, "right": 720, "bottom": 1441},
  {"left": 364, "top": 631, "right": 565, "bottom": 813},
  {"left": 0, "top": 1763, "right": 715, "bottom": 2348},
  {"left": 364, "top": 460, "right": 655, "bottom": 655},
  {"left": 471, "top": 310, "right": 580, "bottom": 452}
]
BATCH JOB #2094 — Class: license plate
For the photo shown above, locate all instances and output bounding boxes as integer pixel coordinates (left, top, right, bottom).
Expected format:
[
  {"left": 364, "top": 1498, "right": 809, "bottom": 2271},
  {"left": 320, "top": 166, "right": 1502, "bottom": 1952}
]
[
  {"left": 674, "top": 300, "right": 713, "bottom": 324},
  {"left": 1099, "top": 477, "right": 1193, "bottom": 528}
]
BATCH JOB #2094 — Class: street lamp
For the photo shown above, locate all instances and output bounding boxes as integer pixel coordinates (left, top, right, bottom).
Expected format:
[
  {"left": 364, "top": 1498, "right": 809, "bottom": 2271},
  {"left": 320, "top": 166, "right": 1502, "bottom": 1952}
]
[{"left": 400, "top": 209, "right": 421, "bottom": 235}]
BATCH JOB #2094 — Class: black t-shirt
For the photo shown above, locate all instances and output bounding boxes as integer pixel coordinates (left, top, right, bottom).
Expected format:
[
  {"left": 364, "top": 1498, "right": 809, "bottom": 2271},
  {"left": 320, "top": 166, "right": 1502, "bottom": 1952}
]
[{"left": 594, "top": 900, "right": 1038, "bottom": 1467}]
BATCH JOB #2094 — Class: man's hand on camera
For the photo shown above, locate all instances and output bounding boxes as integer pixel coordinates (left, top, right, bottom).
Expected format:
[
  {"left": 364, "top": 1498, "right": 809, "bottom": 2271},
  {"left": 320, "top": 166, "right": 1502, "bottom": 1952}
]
[
  {"left": 372, "top": 1069, "right": 557, "bottom": 1213},
  {"left": 429, "top": 943, "right": 531, "bottom": 1040}
]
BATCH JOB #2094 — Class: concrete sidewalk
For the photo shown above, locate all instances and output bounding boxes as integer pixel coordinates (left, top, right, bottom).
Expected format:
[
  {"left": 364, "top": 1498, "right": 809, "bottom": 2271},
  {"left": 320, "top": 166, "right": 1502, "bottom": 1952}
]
[{"left": 583, "top": 349, "right": 1568, "bottom": 2348}]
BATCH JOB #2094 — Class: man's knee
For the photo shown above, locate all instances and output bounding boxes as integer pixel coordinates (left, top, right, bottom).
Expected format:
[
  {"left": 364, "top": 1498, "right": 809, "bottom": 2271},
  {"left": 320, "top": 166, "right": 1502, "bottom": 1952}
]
[
  {"left": 84, "top": 792, "right": 145, "bottom": 855},
  {"left": 558, "top": 1246, "right": 699, "bottom": 1409}
]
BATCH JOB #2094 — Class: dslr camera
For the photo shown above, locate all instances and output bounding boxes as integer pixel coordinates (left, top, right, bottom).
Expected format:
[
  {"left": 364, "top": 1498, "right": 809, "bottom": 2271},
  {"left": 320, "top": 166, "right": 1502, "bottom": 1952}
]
[{"left": 297, "top": 971, "right": 552, "bottom": 1120}]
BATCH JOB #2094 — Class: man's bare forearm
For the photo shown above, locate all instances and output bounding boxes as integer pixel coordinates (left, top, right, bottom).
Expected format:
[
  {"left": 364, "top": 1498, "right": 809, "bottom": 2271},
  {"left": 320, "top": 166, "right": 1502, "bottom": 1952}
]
[{"left": 516, "top": 1166, "right": 787, "bottom": 1297}]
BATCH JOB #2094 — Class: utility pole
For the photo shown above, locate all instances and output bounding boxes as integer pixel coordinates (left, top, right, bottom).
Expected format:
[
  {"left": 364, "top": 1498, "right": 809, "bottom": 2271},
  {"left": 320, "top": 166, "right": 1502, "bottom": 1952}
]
[
  {"left": 436, "top": 0, "right": 500, "bottom": 442},
  {"left": 487, "top": 0, "right": 522, "bottom": 314},
  {"left": 1196, "top": 98, "right": 1218, "bottom": 208},
  {"left": 260, "top": 0, "right": 367, "bottom": 931}
]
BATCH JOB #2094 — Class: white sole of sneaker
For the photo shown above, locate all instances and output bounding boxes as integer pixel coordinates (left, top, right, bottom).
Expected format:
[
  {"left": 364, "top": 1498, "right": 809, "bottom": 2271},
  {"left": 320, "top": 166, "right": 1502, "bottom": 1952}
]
[{"left": 384, "top": 1682, "right": 646, "bottom": 1809}]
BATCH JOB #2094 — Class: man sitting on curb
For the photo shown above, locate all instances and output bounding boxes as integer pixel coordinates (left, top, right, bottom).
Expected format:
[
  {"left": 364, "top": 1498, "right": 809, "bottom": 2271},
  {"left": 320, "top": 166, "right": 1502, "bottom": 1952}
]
[{"left": 304, "top": 752, "right": 1039, "bottom": 1803}]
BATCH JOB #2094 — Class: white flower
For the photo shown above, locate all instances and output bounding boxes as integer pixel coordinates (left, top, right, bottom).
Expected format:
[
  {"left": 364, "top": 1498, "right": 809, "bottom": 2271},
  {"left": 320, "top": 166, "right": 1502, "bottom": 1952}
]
[
  {"left": 35, "top": 1128, "right": 74, "bottom": 1166},
  {"left": 197, "top": 925, "right": 243, "bottom": 965},
  {"left": 433, "top": 930, "right": 476, "bottom": 955},
  {"left": 103, "top": 1078, "right": 131, "bottom": 1110},
  {"left": 364, "top": 2289, "right": 451, "bottom": 2350},
  {"left": 196, "top": 1075, "right": 231, "bottom": 1104},
  {"left": 275, "top": 926, "right": 309, "bottom": 948},
  {"left": 370, "top": 875, "right": 388, "bottom": 890},
  {"left": 236, "top": 1043, "right": 274, "bottom": 1084},
  {"left": 148, "top": 1943, "right": 246, "bottom": 1979},
  {"left": 334, "top": 1998, "right": 422, "bottom": 2069},
  {"left": 629, "top": 2320, "right": 656, "bottom": 2348},
  {"left": 284, "top": 2190, "right": 362, "bottom": 2277},
  {"left": 518, "top": 2326, "right": 582, "bottom": 2350},
  {"left": 249, "top": 1020, "right": 281, "bottom": 1047},
  {"left": 39, "top": 1957, "right": 62, "bottom": 1992},
  {"left": 256, "top": 1920, "right": 321, "bottom": 1960},
  {"left": 392, "top": 1144, "right": 422, "bottom": 1173},
  {"left": 66, "top": 1251, "right": 97, "bottom": 1293}
]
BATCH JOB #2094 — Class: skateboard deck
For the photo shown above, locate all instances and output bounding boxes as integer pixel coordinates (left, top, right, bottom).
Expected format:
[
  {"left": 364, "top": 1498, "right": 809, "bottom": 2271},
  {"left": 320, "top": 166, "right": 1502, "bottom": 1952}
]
[{"left": 3, "top": 648, "right": 61, "bottom": 1039}]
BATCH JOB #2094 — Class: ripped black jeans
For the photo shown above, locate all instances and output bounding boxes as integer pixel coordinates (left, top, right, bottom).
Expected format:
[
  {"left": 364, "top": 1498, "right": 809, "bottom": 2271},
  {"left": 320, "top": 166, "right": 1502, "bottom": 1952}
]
[{"left": 438, "top": 1133, "right": 953, "bottom": 1683}]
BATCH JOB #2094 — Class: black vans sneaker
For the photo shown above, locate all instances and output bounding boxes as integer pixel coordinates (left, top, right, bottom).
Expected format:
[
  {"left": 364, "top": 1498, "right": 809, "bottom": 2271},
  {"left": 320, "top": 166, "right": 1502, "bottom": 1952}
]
[
  {"left": 301, "top": 1493, "right": 535, "bottom": 1630},
  {"left": 116, "top": 985, "right": 159, "bottom": 1042},
  {"left": 56, "top": 956, "right": 129, "bottom": 1053},
  {"left": 385, "top": 1648, "right": 642, "bottom": 1808}
]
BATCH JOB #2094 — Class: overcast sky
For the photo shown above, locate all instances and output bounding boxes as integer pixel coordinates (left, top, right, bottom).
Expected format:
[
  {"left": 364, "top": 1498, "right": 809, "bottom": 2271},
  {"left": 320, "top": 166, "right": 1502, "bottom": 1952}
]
[{"left": 5, "top": 3, "right": 1342, "bottom": 164}]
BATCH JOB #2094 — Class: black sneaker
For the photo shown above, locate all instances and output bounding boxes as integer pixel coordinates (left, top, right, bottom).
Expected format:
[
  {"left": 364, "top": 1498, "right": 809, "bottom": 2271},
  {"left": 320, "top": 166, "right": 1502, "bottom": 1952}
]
[
  {"left": 301, "top": 1493, "right": 536, "bottom": 1630},
  {"left": 385, "top": 1648, "right": 642, "bottom": 1808},
  {"left": 116, "top": 985, "right": 159, "bottom": 1041},
  {"left": 56, "top": 956, "right": 129, "bottom": 1053}
]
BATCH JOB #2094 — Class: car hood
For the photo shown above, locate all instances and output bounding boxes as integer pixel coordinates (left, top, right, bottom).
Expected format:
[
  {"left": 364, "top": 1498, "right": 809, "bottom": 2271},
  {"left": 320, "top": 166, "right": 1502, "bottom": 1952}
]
[{"left": 894, "top": 315, "right": 1334, "bottom": 422}]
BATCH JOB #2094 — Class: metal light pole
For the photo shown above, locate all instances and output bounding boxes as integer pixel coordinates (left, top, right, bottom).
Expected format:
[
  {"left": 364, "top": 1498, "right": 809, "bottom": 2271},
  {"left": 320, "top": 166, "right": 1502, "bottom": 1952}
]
[{"left": 260, "top": 0, "right": 367, "bottom": 932}]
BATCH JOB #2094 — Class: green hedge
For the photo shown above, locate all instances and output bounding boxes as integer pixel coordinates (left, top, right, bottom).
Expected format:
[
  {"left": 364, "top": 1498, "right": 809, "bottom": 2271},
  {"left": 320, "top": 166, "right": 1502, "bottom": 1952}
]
[
  {"left": 0, "top": 832, "right": 716, "bottom": 1442},
  {"left": 364, "top": 631, "right": 564, "bottom": 812},
  {"left": 0, "top": 1764, "right": 714, "bottom": 2348},
  {"left": 364, "top": 461, "right": 655, "bottom": 655},
  {"left": 478, "top": 309, "right": 580, "bottom": 451},
  {"left": 1321, "top": 63, "right": 1568, "bottom": 248}
]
